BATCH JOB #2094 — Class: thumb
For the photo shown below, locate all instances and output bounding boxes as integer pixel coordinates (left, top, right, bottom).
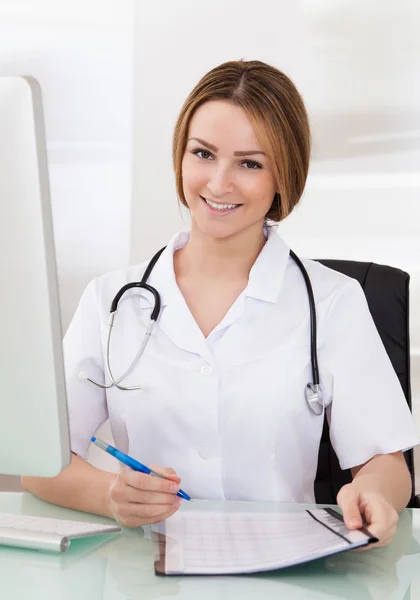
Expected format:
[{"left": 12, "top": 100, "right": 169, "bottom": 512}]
[{"left": 337, "top": 484, "right": 363, "bottom": 530}]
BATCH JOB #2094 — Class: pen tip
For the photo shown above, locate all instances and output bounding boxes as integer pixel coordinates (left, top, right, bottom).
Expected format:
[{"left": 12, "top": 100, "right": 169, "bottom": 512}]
[{"left": 91, "top": 436, "right": 96, "bottom": 443}]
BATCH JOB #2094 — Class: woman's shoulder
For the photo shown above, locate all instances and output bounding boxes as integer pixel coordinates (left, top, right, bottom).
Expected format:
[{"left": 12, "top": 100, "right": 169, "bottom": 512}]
[
  {"left": 91, "top": 235, "right": 182, "bottom": 298},
  {"left": 89, "top": 260, "right": 151, "bottom": 301},
  {"left": 293, "top": 257, "right": 363, "bottom": 307}
]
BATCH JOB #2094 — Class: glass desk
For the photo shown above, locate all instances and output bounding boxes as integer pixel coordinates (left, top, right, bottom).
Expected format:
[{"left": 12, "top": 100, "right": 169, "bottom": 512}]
[{"left": 1, "top": 492, "right": 420, "bottom": 600}]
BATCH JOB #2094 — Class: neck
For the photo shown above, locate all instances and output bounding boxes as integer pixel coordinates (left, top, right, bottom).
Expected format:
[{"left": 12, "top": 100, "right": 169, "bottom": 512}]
[{"left": 175, "top": 221, "right": 267, "bottom": 282}]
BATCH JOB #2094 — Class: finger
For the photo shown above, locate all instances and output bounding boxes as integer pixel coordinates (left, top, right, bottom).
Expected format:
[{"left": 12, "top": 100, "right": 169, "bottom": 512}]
[
  {"left": 352, "top": 523, "right": 395, "bottom": 551},
  {"left": 123, "top": 469, "right": 181, "bottom": 494},
  {"left": 151, "top": 500, "right": 182, "bottom": 524},
  {"left": 128, "top": 498, "right": 181, "bottom": 520},
  {"left": 362, "top": 501, "right": 398, "bottom": 543},
  {"left": 119, "top": 499, "right": 181, "bottom": 528},
  {"left": 150, "top": 465, "right": 181, "bottom": 484},
  {"left": 122, "top": 486, "right": 181, "bottom": 505},
  {"left": 352, "top": 535, "right": 387, "bottom": 551},
  {"left": 364, "top": 499, "right": 398, "bottom": 531},
  {"left": 357, "top": 524, "right": 396, "bottom": 549},
  {"left": 150, "top": 465, "right": 177, "bottom": 476},
  {"left": 337, "top": 485, "right": 363, "bottom": 529}
]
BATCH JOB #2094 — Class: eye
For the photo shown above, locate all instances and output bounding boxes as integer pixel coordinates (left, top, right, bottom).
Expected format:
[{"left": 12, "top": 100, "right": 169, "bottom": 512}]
[
  {"left": 190, "top": 147, "right": 262, "bottom": 170},
  {"left": 242, "top": 160, "right": 263, "bottom": 170},
  {"left": 191, "top": 147, "right": 214, "bottom": 160}
]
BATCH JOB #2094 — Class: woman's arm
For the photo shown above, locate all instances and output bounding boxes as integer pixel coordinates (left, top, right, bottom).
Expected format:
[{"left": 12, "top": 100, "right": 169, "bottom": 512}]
[
  {"left": 21, "top": 454, "right": 116, "bottom": 518},
  {"left": 349, "top": 451, "right": 412, "bottom": 512},
  {"left": 337, "top": 450, "right": 412, "bottom": 547},
  {"left": 21, "top": 453, "right": 183, "bottom": 527}
]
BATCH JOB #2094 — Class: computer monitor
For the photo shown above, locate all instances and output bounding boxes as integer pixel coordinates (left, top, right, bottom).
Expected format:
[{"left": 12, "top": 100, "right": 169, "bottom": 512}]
[{"left": 0, "top": 76, "right": 71, "bottom": 477}]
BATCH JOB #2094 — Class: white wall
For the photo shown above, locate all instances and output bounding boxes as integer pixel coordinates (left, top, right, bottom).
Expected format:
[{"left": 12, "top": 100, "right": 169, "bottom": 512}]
[
  {"left": 0, "top": 1, "right": 133, "bottom": 331},
  {"left": 132, "top": 0, "right": 420, "bottom": 424},
  {"left": 0, "top": 1, "right": 133, "bottom": 476}
]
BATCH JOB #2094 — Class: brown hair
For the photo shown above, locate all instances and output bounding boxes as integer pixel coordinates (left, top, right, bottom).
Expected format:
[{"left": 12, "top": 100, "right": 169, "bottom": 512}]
[{"left": 172, "top": 60, "right": 311, "bottom": 222}]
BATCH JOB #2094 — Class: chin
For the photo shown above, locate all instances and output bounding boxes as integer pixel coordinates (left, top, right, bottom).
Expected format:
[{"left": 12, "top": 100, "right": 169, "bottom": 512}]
[
  {"left": 197, "top": 225, "right": 237, "bottom": 240},
  {"left": 191, "top": 216, "right": 256, "bottom": 242}
]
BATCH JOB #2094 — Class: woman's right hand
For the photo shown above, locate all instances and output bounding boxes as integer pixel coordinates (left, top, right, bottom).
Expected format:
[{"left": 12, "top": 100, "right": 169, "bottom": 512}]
[{"left": 107, "top": 465, "right": 183, "bottom": 527}]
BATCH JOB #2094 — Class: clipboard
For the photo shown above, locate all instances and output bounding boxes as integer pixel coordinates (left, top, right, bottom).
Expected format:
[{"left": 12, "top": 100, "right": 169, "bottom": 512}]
[{"left": 152, "top": 507, "right": 378, "bottom": 575}]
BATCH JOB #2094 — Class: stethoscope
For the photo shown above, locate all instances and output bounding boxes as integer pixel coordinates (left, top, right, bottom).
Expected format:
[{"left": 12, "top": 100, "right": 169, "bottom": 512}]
[{"left": 79, "top": 247, "right": 325, "bottom": 415}]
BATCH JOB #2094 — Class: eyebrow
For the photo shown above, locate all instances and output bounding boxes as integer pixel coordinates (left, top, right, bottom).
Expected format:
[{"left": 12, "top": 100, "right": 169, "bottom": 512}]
[{"left": 188, "top": 137, "right": 266, "bottom": 157}]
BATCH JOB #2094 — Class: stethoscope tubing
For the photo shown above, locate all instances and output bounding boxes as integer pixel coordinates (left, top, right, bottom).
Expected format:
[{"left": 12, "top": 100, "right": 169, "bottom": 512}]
[{"left": 81, "top": 246, "right": 324, "bottom": 414}]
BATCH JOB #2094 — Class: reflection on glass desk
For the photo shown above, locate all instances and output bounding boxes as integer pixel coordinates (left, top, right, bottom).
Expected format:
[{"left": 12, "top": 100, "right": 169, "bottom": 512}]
[{"left": 0, "top": 492, "right": 420, "bottom": 600}]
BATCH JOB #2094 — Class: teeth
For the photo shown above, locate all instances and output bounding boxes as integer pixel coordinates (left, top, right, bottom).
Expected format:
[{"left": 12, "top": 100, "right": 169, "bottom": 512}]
[{"left": 204, "top": 198, "right": 238, "bottom": 210}]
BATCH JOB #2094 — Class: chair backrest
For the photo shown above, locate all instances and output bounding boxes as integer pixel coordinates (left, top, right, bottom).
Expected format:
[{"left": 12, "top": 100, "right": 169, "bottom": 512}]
[{"left": 313, "top": 259, "right": 416, "bottom": 506}]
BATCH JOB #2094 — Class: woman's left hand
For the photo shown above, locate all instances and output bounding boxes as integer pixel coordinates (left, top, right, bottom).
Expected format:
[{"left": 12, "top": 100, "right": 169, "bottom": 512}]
[{"left": 337, "top": 483, "right": 399, "bottom": 549}]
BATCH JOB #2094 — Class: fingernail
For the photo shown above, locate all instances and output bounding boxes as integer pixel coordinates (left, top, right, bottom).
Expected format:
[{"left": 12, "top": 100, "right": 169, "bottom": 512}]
[
  {"left": 349, "top": 518, "right": 361, "bottom": 528},
  {"left": 170, "top": 484, "right": 179, "bottom": 493}
]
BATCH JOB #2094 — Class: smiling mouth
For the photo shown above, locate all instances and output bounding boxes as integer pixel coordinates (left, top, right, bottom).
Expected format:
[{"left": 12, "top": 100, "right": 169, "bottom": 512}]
[{"left": 200, "top": 196, "right": 242, "bottom": 211}]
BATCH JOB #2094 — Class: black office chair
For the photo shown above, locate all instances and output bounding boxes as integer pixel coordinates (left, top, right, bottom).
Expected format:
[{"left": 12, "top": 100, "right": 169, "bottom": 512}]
[{"left": 313, "top": 259, "right": 420, "bottom": 508}]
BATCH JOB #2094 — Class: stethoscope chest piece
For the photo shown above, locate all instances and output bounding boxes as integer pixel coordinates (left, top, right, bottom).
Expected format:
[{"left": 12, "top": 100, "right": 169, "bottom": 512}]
[{"left": 305, "top": 383, "right": 324, "bottom": 415}]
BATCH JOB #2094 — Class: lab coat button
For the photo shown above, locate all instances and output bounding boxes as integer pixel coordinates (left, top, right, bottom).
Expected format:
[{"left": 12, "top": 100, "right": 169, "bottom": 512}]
[
  {"left": 198, "top": 448, "right": 210, "bottom": 459},
  {"left": 200, "top": 365, "right": 213, "bottom": 376}
]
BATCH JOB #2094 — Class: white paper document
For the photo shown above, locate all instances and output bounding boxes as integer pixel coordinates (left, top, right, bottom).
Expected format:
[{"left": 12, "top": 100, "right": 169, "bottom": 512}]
[{"left": 152, "top": 507, "right": 377, "bottom": 575}]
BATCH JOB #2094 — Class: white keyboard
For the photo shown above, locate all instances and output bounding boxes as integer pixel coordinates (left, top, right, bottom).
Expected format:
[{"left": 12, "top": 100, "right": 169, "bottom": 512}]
[{"left": 0, "top": 512, "right": 121, "bottom": 552}]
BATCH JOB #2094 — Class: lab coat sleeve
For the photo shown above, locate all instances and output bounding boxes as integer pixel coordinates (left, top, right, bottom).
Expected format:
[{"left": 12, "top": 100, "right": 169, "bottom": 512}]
[
  {"left": 324, "top": 278, "right": 419, "bottom": 470},
  {"left": 63, "top": 278, "right": 108, "bottom": 461}
]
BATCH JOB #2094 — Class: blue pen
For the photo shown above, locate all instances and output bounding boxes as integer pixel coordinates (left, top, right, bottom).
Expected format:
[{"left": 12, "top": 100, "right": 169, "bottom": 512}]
[{"left": 90, "top": 437, "right": 191, "bottom": 501}]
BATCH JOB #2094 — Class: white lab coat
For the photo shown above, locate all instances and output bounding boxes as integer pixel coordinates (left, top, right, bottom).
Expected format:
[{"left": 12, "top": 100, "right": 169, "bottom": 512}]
[{"left": 63, "top": 227, "right": 419, "bottom": 503}]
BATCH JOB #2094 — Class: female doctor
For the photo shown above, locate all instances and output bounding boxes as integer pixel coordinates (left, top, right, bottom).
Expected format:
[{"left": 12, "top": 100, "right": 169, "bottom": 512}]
[{"left": 22, "top": 60, "right": 418, "bottom": 548}]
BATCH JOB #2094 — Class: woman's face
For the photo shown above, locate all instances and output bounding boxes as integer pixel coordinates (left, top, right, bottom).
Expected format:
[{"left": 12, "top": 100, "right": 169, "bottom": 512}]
[{"left": 181, "top": 100, "right": 278, "bottom": 240}]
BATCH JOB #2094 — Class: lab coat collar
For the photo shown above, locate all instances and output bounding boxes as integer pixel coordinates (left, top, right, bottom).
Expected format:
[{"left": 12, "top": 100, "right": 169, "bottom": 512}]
[
  {"left": 245, "top": 225, "right": 290, "bottom": 304},
  {"left": 145, "top": 227, "right": 291, "bottom": 362},
  {"left": 146, "top": 230, "right": 211, "bottom": 361},
  {"left": 148, "top": 226, "right": 291, "bottom": 308},
  {"left": 146, "top": 230, "right": 190, "bottom": 308}
]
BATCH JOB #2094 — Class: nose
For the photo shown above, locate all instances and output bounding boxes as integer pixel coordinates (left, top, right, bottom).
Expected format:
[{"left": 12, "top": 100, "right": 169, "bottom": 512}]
[{"left": 206, "top": 164, "right": 234, "bottom": 198}]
